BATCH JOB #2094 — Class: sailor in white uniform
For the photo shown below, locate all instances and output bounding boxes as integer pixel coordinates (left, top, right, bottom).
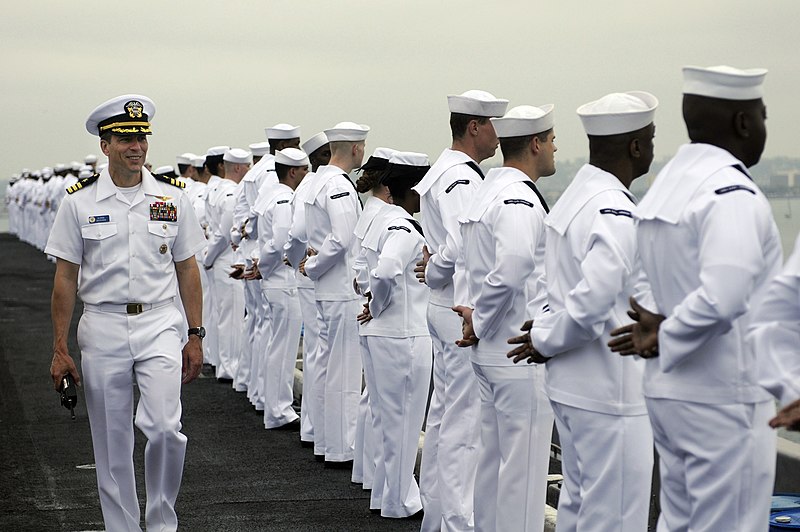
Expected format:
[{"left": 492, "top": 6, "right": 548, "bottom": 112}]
[
  {"left": 288, "top": 132, "right": 331, "bottom": 449},
  {"left": 300, "top": 122, "right": 368, "bottom": 466},
  {"left": 413, "top": 89, "right": 508, "bottom": 532},
  {"left": 519, "top": 92, "right": 658, "bottom": 532},
  {"left": 456, "top": 105, "right": 555, "bottom": 532},
  {"left": 352, "top": 147, "right": 396, "bottom": 493},
  {"left": 360, "top": 152, "right": 432, "bottom": 519},
  {"left": 253, "top": 148, "right": 309, "bottom": 429},
  {"left": 610, "top": 66, "right": 780, "bottom": 532},
  {"left": 203, "top": 148, "right": 249, "bottom": 381},
  {"left": 47, "top": 94, "right": 205, "bottom": 531}
]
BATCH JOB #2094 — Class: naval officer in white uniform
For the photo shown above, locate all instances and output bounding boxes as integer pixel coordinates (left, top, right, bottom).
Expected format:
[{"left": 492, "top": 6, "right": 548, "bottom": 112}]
[
  {"left": 414, "top": 89, "right": 508, "bottom": 532},
  {"left": 610, "top": 66, "right": 780, "bottom": 532},
  {"left": 47, "top": 94, "right": 206, "bottom": 532},
  {"left": 517, "top": 92, "right": 658, "bottom": 532},
  {"left": 456, "top": 105, "right": 556, "bottom": 532}
]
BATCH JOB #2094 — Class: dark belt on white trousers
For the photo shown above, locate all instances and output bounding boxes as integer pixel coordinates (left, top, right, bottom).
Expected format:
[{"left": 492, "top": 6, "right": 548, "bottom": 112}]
[{"left": 84, "top": 298, "right": 175, "bottom": 315}]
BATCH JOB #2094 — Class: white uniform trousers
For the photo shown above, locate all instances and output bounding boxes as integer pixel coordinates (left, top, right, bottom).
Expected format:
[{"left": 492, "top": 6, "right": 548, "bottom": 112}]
[
  {"left": 262, "top": 287, "right": 302, "bottom": 428},
  {"left": 78, "top": 304, "right": 186, "bottom": 532},
  {"left": 248, "top": 288, "right": 271, "bottom": 410},
  {"left": 646, "top": 397, "right": 775, "bottom": 532},
  {"left": 312, "top": 298, "right": 363, "bottom": 461},
  {"left": 212, "top": 263, "right": 244, "bottom": 380},
  {"left": 551, "top": 401, "right": 652, "bottom": 532},
  {"left": 367, "top": 335, "right": 432, "bottom": 518},
  {"left": 352, "top": 335, "right": 378, "bottom": 489},
  {"left": 233, "top": 279, "right": 259, "bottom": 392},
  {"left": 297, "top": 286, "right": 318, "bottom": 445},
  {"left": 471, "top": 363, "right": 553, "bottom": 532},
  {"left": 420, "top": 302, "right": 480, "bottom": 532},
  {"left": 200, "top": 263, "right": 219, "bottom": 367}
]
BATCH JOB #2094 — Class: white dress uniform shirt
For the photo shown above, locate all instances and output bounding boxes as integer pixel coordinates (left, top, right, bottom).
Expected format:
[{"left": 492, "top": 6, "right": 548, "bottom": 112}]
[
  {"left": 530, "top": 163, "right": 654, "bottom": 532},
  {"left": 635, "top": 142, "right": 781, "bottom": 532},
  {"left": 302, "top": 164, "right": 363, "bottom": 299},
  {"left": 458, "top": 166, "right": 553, "bottom": 532},
  {"left": 47, "top": 168, "right": 205, "bottom": 304},
  {"left": 361, "top": 204, "right": 432, "bottom": 518},
  {"left": 752, "top": 232, "right": 800, "bottom": 405}
]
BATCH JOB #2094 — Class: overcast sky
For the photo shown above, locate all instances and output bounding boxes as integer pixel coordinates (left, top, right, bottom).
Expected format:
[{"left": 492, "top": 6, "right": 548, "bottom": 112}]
[{"left": 2, "top": 1, "right": 799, "bottom": 177}]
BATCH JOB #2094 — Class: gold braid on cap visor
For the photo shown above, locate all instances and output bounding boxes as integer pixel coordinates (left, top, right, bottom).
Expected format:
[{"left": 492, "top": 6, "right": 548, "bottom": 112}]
[{"left": 99, "top": 121, "right": 152, "bottom": 134}]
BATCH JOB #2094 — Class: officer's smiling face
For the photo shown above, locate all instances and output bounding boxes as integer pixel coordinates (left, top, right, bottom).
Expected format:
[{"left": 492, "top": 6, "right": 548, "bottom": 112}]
[{"left": 101, "top": 134, "right": 148, "bottom": 176}]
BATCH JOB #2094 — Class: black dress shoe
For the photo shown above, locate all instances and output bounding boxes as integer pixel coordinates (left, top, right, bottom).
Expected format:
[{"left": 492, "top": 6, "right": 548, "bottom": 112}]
[
  {"left": 396, "top": 509, "right": 424, "bottom": 520},
  {"left": 300, "top": 440, "right": 314, "bottom": 448},
  {"left": 369, "top": 508, "right": 381, "bottom": 515},
  {"left": 268, "top": 419, "right": 301, "bottom": 431},
  {"left": 314, "top": 454, "right": 325, "bottom": 462},
  {"left": 324, "top": 459, "right": 353, "bottom": 470},
  {"left": 217, "top": 377, "right": 233, "bottom": 384}
]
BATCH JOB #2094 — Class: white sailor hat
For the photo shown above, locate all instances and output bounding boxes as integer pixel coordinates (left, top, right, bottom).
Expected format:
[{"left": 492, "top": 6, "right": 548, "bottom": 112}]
[
  {"left": 275, "top": 148, "right": 310, "bottom": 167},
  {"left": 84, "top": 154, "right": 97, "bottom": 164},
  {"left": 248, "top": 142, "right": 271, "bottom": 157},
  {"left": 191, "top": 155, "right": 206, "bottom": 168},
  {"left": 577, "top": 91, "right": 658, "bottom": 136},
  {"left": 176, "top": 153, "right": 196, "bottom": 166},
  {"left": 154, "top": 165, "right": 175, "bottom": 175},
  {"left": 206, "top": 146, "right": 229, "bottom": 157},
  {"left": 265, "top": 123, "right": 301, "bottom": 140},
  {"left": 42, "top": 167, "right": 54, "bottom": 178},
  {"left": 70, "top": 161, "right": 82, "bottom": 171},
  {"left": 491, "top": 105, "right": 554, "bottom": 138},
  {"left": 54, "top": 163, "right": 67, "bottom": 172},
  {"left": 85, "top": 94, "right": 155, "bottom": 136},
  {"left": 79, "top": 168, "right": 94, "bottom": 179},
  {"left": 79, "top": 164, "right": 93, "bottom": 173},
  {"left": 223, "top": 148, "right": 253, "bottom": 164},
  {"left": 447, "top": 90, "right": 509, "bottom": 117},
  {"left": 97, "top": 162, "right": 108, "bottom": 173},
  {"left": 382, "top": 151, "right": 431, "bottom": 184},
  {"left": 301, "top": 132, "right": 329, "bottom": 155},
  {"left": 682, "top": 65, "right": 767, "bottom": 100},
  {"left": 360, "top": 147, "right": 398, "bottom": 171},
  {"left": 324, "top": 122, "right": 370, "bottom": 142}
]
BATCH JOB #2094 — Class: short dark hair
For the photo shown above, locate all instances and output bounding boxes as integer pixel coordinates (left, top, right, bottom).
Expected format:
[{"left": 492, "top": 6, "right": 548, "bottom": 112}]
[
  {"left": 205, "top": 154, "right": 224, "bottom": 176},
  {"left": 499, "top": 129, "right": 552, "bottom": 159},
  {"left": 355, "top": 168, "right": 385, "bottom": 194},
  {"left": 450, "top": 113, "right": 490, "bottom": 140},
  {"left": 177, "top": 163, "right": 190, "bottom": 175},
  {"left": 275, "top": 162, "right": 291, "bottom": 181}
]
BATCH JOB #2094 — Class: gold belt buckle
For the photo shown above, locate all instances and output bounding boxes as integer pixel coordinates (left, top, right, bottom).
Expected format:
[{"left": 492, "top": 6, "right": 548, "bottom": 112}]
[{"left": 126, "top": 303, "right": 144, "bottom": 315}]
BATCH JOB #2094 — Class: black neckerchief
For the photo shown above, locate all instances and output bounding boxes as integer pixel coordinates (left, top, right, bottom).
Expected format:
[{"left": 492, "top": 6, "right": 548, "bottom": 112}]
[
  {"left": 340, "top": 173, "right": 363, "bottom": 208},
  {"left": 407, "top": 218, "right": 424, "bottom": 237},
  {"left": 521, "top": 180, "right": 550, "bottom": 214},
  {"left": 464, "top": 161, "right": 485, "bottom": 180}
]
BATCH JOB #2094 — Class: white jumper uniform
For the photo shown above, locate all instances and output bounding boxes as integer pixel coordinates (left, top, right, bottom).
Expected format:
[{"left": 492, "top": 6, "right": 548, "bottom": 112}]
[
  {"left": 751, "top": 232, "right": 800, "bottom": 404},
  {"left": 459, "top": 167, "right": 553, "bottom": 532},
  {"left": 635, "top": 143, "right": 781, "bottom": 532},
  {"left": 530, "top": 164, "right": 654, "bottom": 532},
  {"left": 352, "top": 195, "right": 393, "bottom": 490},
  {"left": 286, "top": 173, "right": 321, "bottom": 447},
  {"left": 45, "top": 168, "right": 205, "bottom": 532},
  {"left": 253, "top": 180, "right": 302, "bottom": 429},
  {"left": 302, "top": 164, "right": 364, "bottom": 462},
  {"left": 361, "top": 204, "right": 432, "bottom": 518},
  {"left": 413, "top": 148, "right": 482, "bottom": 532}
]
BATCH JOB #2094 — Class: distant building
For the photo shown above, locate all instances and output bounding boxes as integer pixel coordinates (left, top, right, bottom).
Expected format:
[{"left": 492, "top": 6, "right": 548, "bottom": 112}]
[{"left": 770, "top": 170, "right": 800, "bottom": 189}]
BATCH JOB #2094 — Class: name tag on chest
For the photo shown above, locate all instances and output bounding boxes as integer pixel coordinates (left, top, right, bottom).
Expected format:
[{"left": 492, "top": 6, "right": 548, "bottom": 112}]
[{"left": 150, "top": 201, "right": 177, "bottom": 222}]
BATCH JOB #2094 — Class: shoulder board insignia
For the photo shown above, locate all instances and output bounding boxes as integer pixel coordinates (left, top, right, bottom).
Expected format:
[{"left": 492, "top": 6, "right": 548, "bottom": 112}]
[
  {"left": 599, "top": 208, "right": 633, "bottom": 218},
  {"left": 330, "top": 191, "right": 350, "bottom": 199},
  {"left": 503, "top": 198, "right": 534, "bottom": 208},
  {"left": 388, "top": 225, "right": 412, "bottom": 233},
  {"left": 66, "top": 173, "right": 100, "bottom": 194},
  {"left": 715, "top": 185, "right": 755, "bottom": 196},
  {"left": 277, "top": 199, "right": 290, "bottom": 205},
  {"left": 445, "top": 179, "right": 471, "bottom": 194},
  {"left": 152, "top": 174, "right": 186, "bottom": 189}
]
